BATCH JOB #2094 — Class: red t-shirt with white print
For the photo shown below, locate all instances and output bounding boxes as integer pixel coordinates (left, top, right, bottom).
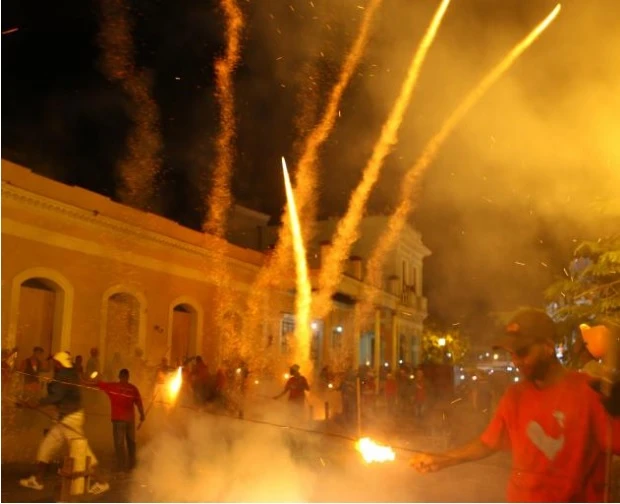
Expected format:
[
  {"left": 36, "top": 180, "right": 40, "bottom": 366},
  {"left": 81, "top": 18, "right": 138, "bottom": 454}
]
[{"left": 480, "top": 371, "right": 619, "bottom": 502}]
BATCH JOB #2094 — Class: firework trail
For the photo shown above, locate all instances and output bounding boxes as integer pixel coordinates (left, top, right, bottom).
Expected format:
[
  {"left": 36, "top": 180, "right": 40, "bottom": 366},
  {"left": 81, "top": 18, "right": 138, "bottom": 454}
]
[
  {"left": 204, "top": 0, "right": 244, "bottom": 238},
  {"left": 241, "top": 0, "right": 384, "bottom": 366},
  {"left": 282, "top": 158, "right": 313, "bottom": 372},
  {"left": 358, "top": 4, "right": 562, "bottom": 321},
  {"left": 291, "top": 0, "right": 384, "bottom": 231},
  {"left": 98, "top": 0, "right": 162, "bottom": 210},
  {"left": 268, "top": 0, "right": 383, "bottom": 272},
  {"left": 314, "top": 0, "right": 451, "bottom": 319}
]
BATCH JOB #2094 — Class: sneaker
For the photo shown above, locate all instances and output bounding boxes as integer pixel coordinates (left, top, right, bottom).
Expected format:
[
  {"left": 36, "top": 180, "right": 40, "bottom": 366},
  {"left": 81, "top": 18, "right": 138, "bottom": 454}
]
[
  {"left": 19, "top": 475, "right": 44, "bottom": 490},
  {"left": 88, "top": 482, "right": 110, "bottom": 495}
]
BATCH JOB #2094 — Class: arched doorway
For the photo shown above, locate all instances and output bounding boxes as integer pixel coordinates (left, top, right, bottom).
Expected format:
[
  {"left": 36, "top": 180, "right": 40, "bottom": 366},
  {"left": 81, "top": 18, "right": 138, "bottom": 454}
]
[
  {"left": 104, "top": 293, "right": 140, "bottom": 377},
  {"left": 7, "top": 268, "right": 74, "bottom": 355},
  {"left": 167, "top": 297, "right": 204, "bottom": 366}
]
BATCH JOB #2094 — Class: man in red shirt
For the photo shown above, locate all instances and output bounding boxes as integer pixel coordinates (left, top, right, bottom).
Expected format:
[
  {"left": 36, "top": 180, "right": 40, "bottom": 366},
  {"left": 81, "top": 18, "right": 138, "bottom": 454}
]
[
  {"left": 97, "top": 368, "right": 145, "bottom": 471},
  {"left": 274, "top": 364, "right": 310, "bottom": 406},
  {"left": 410, "top": 308, "right": 620, "bottom": 502}
]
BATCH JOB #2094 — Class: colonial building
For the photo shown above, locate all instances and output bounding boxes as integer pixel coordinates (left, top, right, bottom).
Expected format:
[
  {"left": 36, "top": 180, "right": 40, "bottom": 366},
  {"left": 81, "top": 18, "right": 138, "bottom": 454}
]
[
  {"left": 2, "top": 159, "right": 430, "bottom": 377},
  {"left": 230, "top": 214, "right": 431, "bottom": 374}
]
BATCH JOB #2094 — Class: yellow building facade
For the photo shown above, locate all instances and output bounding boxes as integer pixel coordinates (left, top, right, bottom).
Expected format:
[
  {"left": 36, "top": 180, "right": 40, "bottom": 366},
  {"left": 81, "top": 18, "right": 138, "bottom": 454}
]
[{"left": 2, "top": 159, "right": 429, "bottom": 376}]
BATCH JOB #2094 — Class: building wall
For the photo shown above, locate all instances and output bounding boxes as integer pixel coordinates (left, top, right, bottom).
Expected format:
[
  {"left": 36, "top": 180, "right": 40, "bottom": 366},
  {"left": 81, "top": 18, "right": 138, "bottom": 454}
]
[
  {"left": 1, "top": 160, "right": 274, "bottom": 372},
  {"left": 2, "top": 160, "right": 431, "bottom": 376}
]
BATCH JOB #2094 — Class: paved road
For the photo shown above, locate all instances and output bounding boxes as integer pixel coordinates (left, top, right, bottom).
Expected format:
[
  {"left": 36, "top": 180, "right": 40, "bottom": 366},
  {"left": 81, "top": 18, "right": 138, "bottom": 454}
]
[
  {"left": 2, "top": 394, "right": 509, "bottom": 502},
  {"left": 2, "top": 429, "right": 509, "bottom": 502}
]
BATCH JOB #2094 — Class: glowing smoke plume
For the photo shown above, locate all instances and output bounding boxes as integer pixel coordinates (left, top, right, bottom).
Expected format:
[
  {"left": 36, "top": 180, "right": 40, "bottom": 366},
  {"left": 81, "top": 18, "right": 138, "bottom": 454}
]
[
  {"left": 241, "top": 0, "right": 383, "bottom": 362},
  {"left": 360, "top": 4, "right": 562, "bottom": 318},
  {"left": 282, "top": 157, "right": 313, "bottom": 372},
  {"left": 205, "top": 0, "right": 244, "bottom": 238},
  {"left": 315, "top": 0, "right": 451, "bottom": 319},
  {"left": 97, "top": 0, "right": 162, "bottom": 211}
]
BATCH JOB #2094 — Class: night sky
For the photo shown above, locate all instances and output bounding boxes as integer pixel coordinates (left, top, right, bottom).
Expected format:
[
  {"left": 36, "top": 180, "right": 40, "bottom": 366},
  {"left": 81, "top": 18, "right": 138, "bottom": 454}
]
[{"left": 3, "top": 0, "right": 619, "bottom": 339}]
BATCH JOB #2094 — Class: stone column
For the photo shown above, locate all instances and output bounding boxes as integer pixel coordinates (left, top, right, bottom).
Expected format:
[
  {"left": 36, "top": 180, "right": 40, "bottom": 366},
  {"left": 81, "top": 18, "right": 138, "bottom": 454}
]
[
  {"left": 374, "top": 308, "right": 381, "bottom": 393},
  {"left": 391, "top": 312, "right": 399, "bottom": 370}
]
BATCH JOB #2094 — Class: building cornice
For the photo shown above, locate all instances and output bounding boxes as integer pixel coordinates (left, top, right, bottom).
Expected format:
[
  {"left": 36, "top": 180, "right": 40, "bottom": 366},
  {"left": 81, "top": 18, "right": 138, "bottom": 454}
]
[{"left": 1, "top": 182, "right": 263, "bottom": 275}]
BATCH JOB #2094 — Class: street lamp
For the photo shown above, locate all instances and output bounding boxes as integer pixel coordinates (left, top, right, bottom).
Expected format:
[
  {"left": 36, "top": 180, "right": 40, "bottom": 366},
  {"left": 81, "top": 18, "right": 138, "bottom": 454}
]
[{"left": 437, "top": 337, "right": 446, "bottom": 347}]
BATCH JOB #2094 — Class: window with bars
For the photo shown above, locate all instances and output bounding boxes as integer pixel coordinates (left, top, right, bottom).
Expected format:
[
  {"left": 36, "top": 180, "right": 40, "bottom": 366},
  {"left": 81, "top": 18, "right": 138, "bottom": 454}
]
[{"left": 280, "top": 314, "right": 295, "bottom": 353}]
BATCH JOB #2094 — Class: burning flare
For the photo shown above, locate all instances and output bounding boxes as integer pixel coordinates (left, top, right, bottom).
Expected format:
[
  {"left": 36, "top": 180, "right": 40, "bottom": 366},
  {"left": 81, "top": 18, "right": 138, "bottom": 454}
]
[
  {"left": 205, "top": 0, "right": 244, "bottom": 237},
  {"left": 167, "top": 366, "right": 183, "bottom": 402},
  {"left": 356, "top": 437, "right": 396, "bottom": 463},
  {"left": 282, "top": 157, "right": 313, "bottom": 372},
  {"left": 315, "top": 0, "right": 451, "bottom": 318},
  {"left": 361, "top": 4, "right": 562, "bottom": 317}
]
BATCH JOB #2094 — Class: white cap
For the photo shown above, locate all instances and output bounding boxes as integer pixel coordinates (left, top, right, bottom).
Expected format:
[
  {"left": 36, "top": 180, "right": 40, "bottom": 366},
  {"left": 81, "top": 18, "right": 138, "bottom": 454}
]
[{"left": 53, "top": 351, "right": 73, "bottom": 369}]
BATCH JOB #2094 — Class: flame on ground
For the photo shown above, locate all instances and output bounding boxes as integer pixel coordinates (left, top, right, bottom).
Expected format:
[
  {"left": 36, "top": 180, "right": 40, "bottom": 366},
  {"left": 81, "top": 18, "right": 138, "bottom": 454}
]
[
  {"left": 167, "top": 366, "right": 183, "bottom": 402},
  {"left": 355, "top": 437, "right": 396, "bottom": 464}
]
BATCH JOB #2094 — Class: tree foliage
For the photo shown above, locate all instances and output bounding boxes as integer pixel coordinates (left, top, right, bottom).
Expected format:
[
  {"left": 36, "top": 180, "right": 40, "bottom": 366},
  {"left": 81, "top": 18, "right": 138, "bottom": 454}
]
[
  {"left": 422, "top": 326, "right": 470, "bottom": 365},
  {"left": 545, "top": 235, "right": 620, "bottom": 327}
]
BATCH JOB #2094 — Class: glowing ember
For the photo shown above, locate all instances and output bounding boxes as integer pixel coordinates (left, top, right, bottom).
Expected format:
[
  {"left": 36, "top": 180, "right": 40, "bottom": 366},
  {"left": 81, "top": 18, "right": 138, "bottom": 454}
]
[
  {"left": 167, "top": 367, "right": 183, "bottom": 401},
  {"left": 355, "top": 437, "right": 396, "bottom": 463},
  {"left": 282, "top": 157, "right": 313, "bottom": 371}
]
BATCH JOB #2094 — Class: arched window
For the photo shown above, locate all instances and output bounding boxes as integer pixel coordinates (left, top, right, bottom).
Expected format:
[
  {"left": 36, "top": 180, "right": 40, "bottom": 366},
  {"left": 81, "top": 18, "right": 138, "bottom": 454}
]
[{"left": 100, "top": 285, "right": 147, "bottom": 377}]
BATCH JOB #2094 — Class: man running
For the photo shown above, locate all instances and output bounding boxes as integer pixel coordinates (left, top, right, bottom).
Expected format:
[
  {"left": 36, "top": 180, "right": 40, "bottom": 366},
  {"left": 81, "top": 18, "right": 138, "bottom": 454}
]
[{"left": 19, "top": 351, "right": 109, "bottom": 495}]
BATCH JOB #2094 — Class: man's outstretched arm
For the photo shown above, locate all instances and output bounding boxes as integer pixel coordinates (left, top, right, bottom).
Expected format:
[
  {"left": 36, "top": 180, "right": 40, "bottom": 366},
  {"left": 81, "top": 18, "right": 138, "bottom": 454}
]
[{"left": 411, "top": 437, "right": 497, "bottom": 473}]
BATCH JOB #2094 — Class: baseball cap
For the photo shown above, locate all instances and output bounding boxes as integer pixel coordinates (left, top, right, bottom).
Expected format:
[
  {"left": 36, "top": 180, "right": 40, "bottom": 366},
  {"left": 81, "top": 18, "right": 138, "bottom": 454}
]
[
  {"left": 493, "top": 308, "right": 557, "bottom": 352},
  {"left": 53, "top": 351, "right": 73, "bottom": 369}
]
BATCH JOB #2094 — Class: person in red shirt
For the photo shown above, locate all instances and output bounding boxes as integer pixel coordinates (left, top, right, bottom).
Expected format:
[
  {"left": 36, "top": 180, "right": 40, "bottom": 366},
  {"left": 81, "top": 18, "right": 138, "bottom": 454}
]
[
  {"left": 97, "top": 368, "right": 145, "bottom": 471},
  {"left": 274, "top": 364, "right": 310, "bottom": 406},
  {"left": 410, "top": 308, "right": 620, "bottom": 502}
]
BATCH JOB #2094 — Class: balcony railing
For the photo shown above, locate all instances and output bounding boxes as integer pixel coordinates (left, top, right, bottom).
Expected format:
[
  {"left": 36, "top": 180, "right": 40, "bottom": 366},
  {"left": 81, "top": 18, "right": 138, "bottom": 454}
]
[{"left": 400, "top": 289, "right": 427, "bottom": 312}]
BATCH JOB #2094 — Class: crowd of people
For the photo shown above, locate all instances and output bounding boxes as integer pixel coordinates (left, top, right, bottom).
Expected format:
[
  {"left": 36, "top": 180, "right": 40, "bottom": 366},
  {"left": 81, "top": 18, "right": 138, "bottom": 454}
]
[{"left": 2, "top": 307, "right": 619, "bottom": 502}]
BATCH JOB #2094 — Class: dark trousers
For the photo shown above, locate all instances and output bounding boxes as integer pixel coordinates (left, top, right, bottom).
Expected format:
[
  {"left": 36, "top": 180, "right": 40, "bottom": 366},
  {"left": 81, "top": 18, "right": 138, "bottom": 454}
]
[{"left": 112, "top": 421, "right": 136, "bottom": 470}]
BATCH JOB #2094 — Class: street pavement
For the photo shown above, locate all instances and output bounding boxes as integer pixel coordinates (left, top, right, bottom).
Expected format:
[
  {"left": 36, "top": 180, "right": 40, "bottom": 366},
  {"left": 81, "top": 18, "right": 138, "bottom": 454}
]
[{"left": 2, "top": 390, "right": 509, "bottom": 502}]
